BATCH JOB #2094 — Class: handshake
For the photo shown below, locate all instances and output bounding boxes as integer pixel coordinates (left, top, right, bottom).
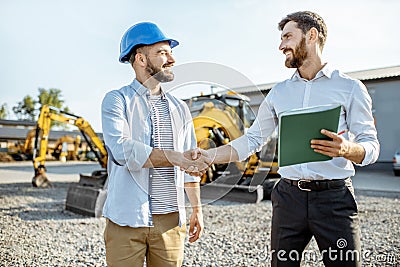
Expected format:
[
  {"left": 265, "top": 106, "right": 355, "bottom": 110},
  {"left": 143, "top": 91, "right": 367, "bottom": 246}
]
[{"left": 179, "top": 148, "right": 215, "bottom": 177}]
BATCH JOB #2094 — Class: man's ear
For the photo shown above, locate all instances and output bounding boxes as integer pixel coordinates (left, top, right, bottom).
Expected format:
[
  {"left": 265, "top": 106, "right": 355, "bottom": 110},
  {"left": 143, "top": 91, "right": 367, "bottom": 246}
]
[
  {"left": 135, "top": 52, "right": 146, "bottom": 67},
  {"left": 307, "top": 27, "right": 319, "bottom": 43}
]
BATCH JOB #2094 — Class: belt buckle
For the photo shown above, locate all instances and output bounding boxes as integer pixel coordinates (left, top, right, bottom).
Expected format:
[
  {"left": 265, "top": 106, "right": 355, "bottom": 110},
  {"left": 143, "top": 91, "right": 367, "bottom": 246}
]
[{"left": 298, "top": 179, "right": 312, "bottom": 191}]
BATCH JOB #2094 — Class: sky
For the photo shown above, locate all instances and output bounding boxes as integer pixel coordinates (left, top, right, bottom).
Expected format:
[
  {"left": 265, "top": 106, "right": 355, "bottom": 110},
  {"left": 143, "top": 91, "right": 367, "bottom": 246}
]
[{"left": 1, "top": 0, "right": 399, "bottom": 132}]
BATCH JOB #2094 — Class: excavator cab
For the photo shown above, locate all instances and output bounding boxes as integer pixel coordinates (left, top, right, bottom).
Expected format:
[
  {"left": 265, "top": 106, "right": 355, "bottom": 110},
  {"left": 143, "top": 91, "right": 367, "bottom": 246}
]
[{"left": 187, "top": 94, "right": 256, "bottom": 131}]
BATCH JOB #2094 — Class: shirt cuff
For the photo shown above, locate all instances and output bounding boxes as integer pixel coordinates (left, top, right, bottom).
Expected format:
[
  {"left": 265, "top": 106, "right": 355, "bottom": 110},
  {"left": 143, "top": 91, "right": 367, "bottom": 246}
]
[
  {"left": 356, "top": 142, "right": 377, "bottom": 166},
  {"left": 184, "top": 172, "right": 201, "bottom": 183}
]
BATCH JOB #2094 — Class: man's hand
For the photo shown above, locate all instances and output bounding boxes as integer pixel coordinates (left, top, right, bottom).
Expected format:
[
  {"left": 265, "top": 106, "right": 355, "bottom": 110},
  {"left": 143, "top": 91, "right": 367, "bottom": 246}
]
[
  {"left": 188, "top": 208, "right": 203, "bottom": 243},
  {"left": 180, "top": 149, "right": 212, "bottom": 177},
  {"left": 190, "top": 147, "right": 210, "bottom": 160},
  {"left": 182, "top": 145, "right": 237, "bottom": 176},
  {"left": 310, "top": 129, "right": 365, "bottom": 164},
  {"left": 185, "top": 182, "right": 203, "bottom": 243}
]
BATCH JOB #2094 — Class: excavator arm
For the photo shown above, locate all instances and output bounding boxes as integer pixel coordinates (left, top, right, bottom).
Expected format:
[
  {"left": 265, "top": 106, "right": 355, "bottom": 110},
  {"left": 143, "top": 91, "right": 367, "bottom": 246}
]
[
  {"left": 22, "top": 129, "right": 36, "bottom": 155},
  {"left": 32, "top": 105, "right": 107, "bottom": 187}
]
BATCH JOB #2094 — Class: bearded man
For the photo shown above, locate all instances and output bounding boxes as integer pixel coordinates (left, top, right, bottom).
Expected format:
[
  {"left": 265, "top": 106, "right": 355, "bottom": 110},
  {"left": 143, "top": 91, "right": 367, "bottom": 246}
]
[
  {"left": 192, "top": 11, "right": 379, "bottom": 267},
  {"left": 101, "top": 22, "right": 210, "bottom": 267}
]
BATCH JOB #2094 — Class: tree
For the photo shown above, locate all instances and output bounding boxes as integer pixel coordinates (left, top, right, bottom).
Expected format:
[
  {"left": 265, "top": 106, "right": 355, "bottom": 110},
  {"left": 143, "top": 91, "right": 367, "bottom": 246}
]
[
  {"left": 38, "top": 88, "right": 67, "bottom": 109},
  {"left": 37, "top": 88, "right": 70, "bottom": 129},
  {"left": 0, "top": 103, "right": 8, "bottom": 119},
  {"left": 12, "top": 88, "right": 70, "bottom": 128},
  {"left": 12, "top": 95, "right": 37, "bottom": 121}
]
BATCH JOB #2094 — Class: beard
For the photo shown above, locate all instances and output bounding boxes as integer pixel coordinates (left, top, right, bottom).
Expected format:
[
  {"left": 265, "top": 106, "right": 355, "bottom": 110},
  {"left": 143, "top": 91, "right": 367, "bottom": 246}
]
[
  {"left": 145, "top": 56, "right": 175, "bottom": 83},
  {"left": 284, "top": 37, "right": 308, "bottom": 68}
]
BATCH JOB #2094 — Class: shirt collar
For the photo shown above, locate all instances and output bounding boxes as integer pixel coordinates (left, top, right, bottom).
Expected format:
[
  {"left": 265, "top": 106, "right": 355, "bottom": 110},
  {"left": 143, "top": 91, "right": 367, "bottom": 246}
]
[
  {"left": 320, "top": 63, "right": 333, "bottom": 79},
  {"left": 291, "top": 63, "right": 333, "bottom": 81},
  {"left": 130, "top": 79, "right": 167, "bottom": 100}
]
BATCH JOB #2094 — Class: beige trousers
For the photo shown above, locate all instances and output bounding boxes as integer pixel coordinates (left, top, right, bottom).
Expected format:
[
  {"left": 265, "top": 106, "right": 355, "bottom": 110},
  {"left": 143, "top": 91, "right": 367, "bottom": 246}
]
[{"left": 104, "top": 212, "right": 186, "bottom": 267}]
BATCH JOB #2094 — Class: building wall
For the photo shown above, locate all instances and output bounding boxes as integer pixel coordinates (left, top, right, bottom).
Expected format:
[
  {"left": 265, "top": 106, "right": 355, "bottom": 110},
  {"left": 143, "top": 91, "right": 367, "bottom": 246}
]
[
  {"left": 243, "top": 90, "right": 268, "bottom": 115},
  {"left": 364, "top": 79, "right": 400, "bottom": 161}
]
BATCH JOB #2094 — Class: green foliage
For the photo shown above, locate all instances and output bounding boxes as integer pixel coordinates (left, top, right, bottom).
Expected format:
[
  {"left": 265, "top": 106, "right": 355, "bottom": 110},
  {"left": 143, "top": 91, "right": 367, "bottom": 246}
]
[
  {"left": 38, "top": 88, "right": 65, "bottom": 109},
  {"left": 13, "top": 88, "right": 70, "bottom": 129},
  {"left": 0, "top": 103, "right": 8, "bottom": 119},
  {"left": 38, "top": 88, "right": 70, "bottom": 129},
  {"left": 12, "top": 95, "right": 37, "bottom": 121}
]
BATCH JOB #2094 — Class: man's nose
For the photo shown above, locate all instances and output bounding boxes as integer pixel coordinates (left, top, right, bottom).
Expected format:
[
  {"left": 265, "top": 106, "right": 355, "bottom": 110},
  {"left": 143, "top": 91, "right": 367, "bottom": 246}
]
[
  {"left": 279, "top": 42, "right": 285, "bottom": 51},
  {"left": 168, "top": 53, "right": 175, "bottom": 64}
]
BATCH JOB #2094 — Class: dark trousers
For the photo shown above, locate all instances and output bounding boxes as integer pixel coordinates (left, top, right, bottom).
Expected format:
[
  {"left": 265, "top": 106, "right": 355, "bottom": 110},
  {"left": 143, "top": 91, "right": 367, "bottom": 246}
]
[{"left": 270, "top": 178, "right": 361, "bottom": 267}]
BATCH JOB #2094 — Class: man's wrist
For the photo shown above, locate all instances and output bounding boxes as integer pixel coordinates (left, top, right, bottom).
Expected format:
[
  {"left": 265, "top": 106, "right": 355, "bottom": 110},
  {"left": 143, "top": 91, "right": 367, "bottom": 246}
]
[
  {"left": 167, "top": 150, "right": 185, "bottom": 167},
  {"left": 191, "top": 206, "right": 202, "bottom": 213},
  {"left": 207, "top": 148, "right": 217, "bottom": 164}
]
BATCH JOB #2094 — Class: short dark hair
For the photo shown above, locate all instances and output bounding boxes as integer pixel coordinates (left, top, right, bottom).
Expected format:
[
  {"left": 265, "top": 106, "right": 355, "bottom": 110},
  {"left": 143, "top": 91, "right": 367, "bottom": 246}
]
[
  {"left": 278, "top": 11, "right": 328, "bottom": 50},
  {"left": 128, "top": 44, "right": 146, "bottom": 65}
]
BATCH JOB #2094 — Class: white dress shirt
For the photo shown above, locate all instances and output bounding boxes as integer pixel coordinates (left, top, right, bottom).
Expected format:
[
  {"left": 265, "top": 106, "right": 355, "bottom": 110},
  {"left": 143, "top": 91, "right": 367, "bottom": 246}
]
[{"left": 230, "top": 64, "right": 379, "bottom": 180}]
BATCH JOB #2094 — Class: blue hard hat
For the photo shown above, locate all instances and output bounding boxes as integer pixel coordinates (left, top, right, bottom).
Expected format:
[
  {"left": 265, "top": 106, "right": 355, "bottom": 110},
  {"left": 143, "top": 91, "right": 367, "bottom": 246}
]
[{"left": 119, "top": 22, "right": 179, "bottom": 63}]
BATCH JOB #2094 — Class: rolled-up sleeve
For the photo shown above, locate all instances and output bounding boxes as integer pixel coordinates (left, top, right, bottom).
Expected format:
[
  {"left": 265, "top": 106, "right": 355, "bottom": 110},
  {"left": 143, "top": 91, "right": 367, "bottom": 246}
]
[
  {"left": 347, "top": 80, "right": 380, "bottom": 166},
  {"left": 102, "top": 90, "right": 153, "bottom": 171}
]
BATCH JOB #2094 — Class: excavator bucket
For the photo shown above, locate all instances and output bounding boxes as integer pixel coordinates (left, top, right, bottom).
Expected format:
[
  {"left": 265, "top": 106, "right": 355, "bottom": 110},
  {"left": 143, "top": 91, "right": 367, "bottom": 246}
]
[
  {"left": 32, "top": 174, "right": 53, "bottom": 188},
  {"left": 65, "top": 170, "right": 107, "bottom": 217},
  {"left": 32, "top": 166, "right": 53, "bottom": 188}
]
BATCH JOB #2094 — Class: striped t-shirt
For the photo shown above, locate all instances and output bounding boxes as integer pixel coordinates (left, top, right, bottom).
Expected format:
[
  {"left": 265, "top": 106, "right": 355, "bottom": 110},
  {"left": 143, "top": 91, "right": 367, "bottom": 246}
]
[{"left": 149, "top": 95, "right": 178, "bottom": 214}]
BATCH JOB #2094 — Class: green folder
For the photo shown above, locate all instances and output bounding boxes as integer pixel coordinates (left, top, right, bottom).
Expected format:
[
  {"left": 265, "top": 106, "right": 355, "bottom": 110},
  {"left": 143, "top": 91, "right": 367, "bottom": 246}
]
[{"left": 278, "top": 104, "right": 341, "bottom": 167}]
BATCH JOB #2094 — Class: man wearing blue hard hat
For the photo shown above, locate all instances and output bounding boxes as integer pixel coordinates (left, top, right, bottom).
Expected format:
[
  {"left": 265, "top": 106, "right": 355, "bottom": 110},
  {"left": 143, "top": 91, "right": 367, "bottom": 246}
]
[{"left": 101, "top": 22, "right": 210, "bottom": 267}]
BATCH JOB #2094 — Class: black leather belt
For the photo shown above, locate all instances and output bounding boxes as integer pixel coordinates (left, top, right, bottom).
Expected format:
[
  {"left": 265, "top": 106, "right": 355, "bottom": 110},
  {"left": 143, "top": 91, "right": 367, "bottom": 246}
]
[{"left": 282, "top": 178, "right": 347, "bottom": 191}]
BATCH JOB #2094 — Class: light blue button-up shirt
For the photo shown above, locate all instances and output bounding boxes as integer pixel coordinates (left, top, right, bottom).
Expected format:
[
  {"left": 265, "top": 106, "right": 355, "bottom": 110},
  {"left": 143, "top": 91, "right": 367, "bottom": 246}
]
[
  {"left": 101, "top": 79, "right": 199, "bottom": 227},
  {"left": 230, "top": 64, "right": 379, "bottom": 180}
]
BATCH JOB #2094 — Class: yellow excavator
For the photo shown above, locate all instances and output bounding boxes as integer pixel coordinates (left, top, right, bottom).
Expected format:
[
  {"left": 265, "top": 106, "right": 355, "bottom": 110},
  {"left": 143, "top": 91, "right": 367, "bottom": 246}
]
[
  {"left": 51, "top": 135, "right": 81, "bottom": 161},
  {"left": 7, "top": 129, "right": 79, "bottom": 162},
  {"left": 185, "top": 92, "right": 279, "bottom": 202},
  {"left": 32, "top": 105, "right": 107, "bottom": 187},
  {"left": 32, "top": 104, "right": 108, "bottom": 217},
  {"left": 7, "top": 128, "right": 36, "bottom": 161},
  {"left": 21, "top": 128, "right": 36, "bottom": 158}
]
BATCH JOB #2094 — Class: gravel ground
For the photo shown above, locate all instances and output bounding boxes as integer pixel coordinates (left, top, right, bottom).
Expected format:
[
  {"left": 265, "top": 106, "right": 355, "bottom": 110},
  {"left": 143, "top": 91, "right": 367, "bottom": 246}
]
[{"left": 1, "top": 182, "right": 399, "bottom": 267}]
